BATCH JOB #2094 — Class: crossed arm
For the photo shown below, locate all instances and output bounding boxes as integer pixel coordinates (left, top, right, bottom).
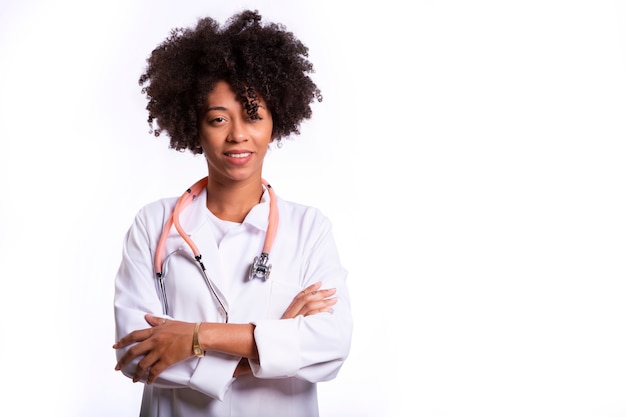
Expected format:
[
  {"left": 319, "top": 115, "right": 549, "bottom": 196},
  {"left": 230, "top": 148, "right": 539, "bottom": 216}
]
[{"left": 113, "top": 281, "right": 337, "bottom": 384}]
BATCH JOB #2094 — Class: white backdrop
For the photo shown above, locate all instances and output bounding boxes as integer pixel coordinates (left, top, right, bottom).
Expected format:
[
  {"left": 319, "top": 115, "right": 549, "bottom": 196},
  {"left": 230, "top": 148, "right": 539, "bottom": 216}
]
[{"left": 1, "top": 1, "right": 626, "bottom": 416}]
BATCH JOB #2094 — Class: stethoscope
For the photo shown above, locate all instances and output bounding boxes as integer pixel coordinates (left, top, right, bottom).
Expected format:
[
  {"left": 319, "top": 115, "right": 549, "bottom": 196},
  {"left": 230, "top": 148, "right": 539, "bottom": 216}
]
[{"left": 154, "top": 176, "right": 279, "bottom": 322}]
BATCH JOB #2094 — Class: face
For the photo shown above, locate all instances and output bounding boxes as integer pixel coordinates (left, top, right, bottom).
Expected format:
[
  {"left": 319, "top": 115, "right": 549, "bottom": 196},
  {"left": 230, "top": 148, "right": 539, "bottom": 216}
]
[{"left": 199, "top": 80, "right": 273, "bottom": 185}]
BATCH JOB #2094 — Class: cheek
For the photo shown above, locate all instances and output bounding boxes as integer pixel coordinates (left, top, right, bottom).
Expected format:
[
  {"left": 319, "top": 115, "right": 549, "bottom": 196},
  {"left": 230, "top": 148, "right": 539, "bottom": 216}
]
[
  {"left": 259, "top": 121, "right": 274, "bottom": 143},
  {"left": 198, "top": 129, "right": 222, "bottom": 149}
]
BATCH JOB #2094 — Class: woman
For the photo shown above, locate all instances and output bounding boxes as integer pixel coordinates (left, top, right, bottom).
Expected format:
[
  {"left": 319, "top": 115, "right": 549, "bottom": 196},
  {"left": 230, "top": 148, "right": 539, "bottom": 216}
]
[{"left": 112, "top": 9, "right": 353, "bottom": 417}]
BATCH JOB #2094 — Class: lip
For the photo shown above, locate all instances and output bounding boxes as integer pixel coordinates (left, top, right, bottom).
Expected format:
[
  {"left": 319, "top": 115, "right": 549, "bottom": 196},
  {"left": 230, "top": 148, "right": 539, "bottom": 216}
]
[{"left": 223, "top": 149, "right": 254, "bottom": 165}]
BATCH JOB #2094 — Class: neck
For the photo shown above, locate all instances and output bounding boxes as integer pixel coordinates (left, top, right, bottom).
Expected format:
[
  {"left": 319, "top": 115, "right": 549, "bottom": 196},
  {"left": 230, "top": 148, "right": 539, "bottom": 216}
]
[{"left": 205, "top": 178, "right": 264, "bottom": 223}]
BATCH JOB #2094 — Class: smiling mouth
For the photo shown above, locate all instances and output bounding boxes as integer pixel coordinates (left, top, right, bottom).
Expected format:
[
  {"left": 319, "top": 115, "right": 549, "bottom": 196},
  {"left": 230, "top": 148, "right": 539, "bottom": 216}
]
[{"left": 225, "top": 152, "right": 252, "bottom": 158}]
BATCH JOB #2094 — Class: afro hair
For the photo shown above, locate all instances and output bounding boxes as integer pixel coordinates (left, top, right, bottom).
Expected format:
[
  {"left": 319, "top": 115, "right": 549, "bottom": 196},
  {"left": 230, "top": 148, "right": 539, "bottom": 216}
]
[{"left": 138, "top": 9, "right": 322, "bottom": 154}]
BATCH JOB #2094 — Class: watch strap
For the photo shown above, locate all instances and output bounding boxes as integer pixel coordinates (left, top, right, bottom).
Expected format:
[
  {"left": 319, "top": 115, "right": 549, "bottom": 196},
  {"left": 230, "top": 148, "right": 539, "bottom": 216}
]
[{"left": 192, "top": 322, "right": 204, "bottom": 357}]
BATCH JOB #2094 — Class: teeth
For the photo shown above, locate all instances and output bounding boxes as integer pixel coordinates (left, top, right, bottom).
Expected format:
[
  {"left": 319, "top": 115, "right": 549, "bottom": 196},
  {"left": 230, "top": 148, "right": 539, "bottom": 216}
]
[{"left": 227, "top": 152, "right": 251, "bottom": 158}]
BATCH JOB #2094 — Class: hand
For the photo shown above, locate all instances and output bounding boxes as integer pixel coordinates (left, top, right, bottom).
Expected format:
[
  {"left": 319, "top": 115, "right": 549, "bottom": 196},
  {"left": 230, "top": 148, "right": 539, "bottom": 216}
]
[
  {"left": 234, "top": 357, "right": 252, "bottom": 377},
  {"left": 281, "top": 281, "right": 337, "bottom": 319},
  {"left": 113, "top": 314, "right": 195, "bottom": 384}
]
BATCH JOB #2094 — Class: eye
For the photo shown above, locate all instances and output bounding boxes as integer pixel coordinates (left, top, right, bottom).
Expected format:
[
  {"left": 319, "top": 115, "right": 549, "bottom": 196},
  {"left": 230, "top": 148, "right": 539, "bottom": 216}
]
[{"left": 209, "top": 116, "right": 226, "bottom": 125}]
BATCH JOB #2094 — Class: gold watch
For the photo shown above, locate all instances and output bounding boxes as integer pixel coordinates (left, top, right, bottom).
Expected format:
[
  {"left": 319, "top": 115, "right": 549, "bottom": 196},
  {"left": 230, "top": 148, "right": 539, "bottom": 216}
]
[{"left": 192, "top": 322, "right": 204, "bottom": 357}]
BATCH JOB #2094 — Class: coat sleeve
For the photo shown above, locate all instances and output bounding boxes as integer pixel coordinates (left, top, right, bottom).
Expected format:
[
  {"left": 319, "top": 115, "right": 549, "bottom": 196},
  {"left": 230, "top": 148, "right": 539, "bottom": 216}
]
[
  {"left": 249, "top": 212, "right": 353, "bottom": 381},
  {"left": 113, "top": 205, "right": 239, "bottom": 400}
]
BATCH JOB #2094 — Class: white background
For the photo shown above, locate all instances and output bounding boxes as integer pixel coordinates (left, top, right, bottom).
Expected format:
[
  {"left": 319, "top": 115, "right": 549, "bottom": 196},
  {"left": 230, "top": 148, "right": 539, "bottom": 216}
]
[{"left": 1, "top": 1, "right": 626, "bottom": 416}]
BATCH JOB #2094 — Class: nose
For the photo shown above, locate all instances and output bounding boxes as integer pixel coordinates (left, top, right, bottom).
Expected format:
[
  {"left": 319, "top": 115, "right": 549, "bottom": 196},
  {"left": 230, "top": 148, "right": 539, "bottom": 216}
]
[{"left": 226, "top": 118, "right": 248, "bottom": 143}]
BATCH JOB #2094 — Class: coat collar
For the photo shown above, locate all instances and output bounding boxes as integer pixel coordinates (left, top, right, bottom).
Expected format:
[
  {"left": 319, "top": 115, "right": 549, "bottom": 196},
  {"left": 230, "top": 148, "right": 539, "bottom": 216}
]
[{"left": 179, "top": 186, "right": 271, "bottom": 236}]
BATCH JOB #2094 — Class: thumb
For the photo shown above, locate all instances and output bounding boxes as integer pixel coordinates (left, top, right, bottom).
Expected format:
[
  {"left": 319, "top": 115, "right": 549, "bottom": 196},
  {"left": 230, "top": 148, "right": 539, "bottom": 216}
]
[{"left": 145, "top": 314, "right": 167, "bottom": 327}]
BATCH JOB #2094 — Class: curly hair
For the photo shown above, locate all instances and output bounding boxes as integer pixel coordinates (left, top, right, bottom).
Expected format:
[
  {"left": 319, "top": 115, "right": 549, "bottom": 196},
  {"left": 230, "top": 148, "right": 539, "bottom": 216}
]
[{"left": 138, "top": 9, "right": 323, "bottom": 154}]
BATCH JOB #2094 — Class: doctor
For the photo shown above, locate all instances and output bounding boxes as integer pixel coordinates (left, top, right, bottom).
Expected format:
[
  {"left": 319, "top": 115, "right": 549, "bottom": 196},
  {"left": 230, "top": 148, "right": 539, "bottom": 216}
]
[{"left": 112, "top": 9, "right": 352, "bottom": 417}]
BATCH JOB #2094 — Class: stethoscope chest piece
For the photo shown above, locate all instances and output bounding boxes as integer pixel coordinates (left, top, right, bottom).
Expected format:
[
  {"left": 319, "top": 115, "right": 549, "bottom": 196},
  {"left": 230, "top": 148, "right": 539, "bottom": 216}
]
[{"left": 249, "top": 252, "right": 271, "bottom": 281}]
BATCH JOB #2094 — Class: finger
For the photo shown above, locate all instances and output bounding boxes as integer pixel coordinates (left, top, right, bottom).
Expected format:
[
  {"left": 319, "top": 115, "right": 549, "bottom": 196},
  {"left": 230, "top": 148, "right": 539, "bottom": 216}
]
[
  {"left": 146, "top": 360, "right": 169, "bottom": 384},
  {"left": 134, "top": 350, "right": 160, "bottom": 382},
  {"left": 300, "top": 281, "right": 322, "bottom": 297},
  {"left": 301, "top": 297, "right": 338, "bottom": 317},
  {"left": 315, "top": 288, "right": 336, "bottom": 298},
  {"left": 290, "top": 296, "right": 337, "bottom": 318},
  {"left": 281, "top": 285, "right": 335, "bottom": 319},
  {"left": 115, "top": 340, "right": 153, "bottom": 371},
  {"left": 304, "top": 306, "right": 335, "bottom": 316},
  {"left": 301, "top": 288, "right": 336, "bottom": 302},
  {"left": 145, "top": 314, "right": 168, "bottom": 327},
  {"left": 112, "top": 328, "right": 153, "bottom": 349}
]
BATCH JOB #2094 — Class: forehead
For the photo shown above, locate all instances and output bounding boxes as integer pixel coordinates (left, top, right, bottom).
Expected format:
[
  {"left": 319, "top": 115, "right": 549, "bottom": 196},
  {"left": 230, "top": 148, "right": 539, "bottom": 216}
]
[
  {"left": 205, "top": 81, "right": 238, "bottom": 106},
  {"left": 205, "top": 80, "right": 267, "bottom": 107}
]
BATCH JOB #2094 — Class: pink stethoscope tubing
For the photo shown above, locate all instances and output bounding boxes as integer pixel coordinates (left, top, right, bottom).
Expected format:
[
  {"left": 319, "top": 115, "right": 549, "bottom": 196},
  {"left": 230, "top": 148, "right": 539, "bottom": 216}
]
[{"left": 153, "top": 176, "right": 279, "bottom": 321}]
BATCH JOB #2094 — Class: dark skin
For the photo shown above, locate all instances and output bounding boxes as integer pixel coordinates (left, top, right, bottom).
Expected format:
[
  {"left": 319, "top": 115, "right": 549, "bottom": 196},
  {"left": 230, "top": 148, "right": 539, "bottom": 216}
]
[
  {"left": 114, "top": 281, "right": 337, "bottom": 384},
  {"left": 115, "top": 81, "right": 336, "bottom": 385}
]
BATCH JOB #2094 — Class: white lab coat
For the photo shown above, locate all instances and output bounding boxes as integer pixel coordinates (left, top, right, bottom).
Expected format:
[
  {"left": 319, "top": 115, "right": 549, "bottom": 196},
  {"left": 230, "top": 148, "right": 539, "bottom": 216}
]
[{"left": 114, "top": 186, "right": 353, "bottom": 417}]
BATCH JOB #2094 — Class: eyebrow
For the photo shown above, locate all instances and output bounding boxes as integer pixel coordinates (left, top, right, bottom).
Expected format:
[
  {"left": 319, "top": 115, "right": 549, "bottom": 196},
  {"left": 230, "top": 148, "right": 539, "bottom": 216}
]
[
  {"left": 206, "top": 106, "right": 228, "bottom": 112},
  {"left": 206, "top": 104, "right": 267, "bottom": 112}
]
